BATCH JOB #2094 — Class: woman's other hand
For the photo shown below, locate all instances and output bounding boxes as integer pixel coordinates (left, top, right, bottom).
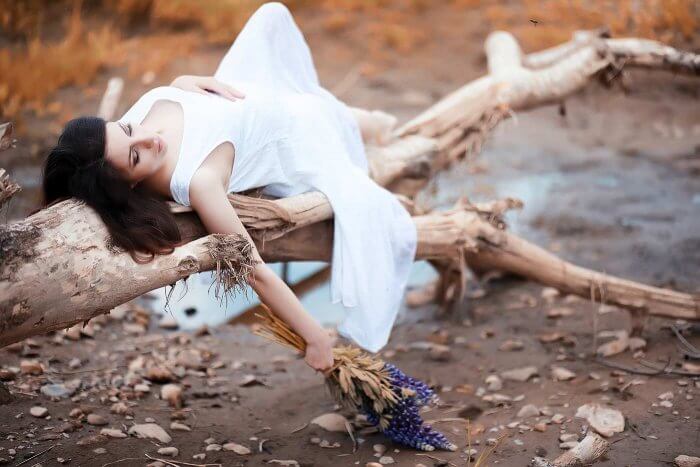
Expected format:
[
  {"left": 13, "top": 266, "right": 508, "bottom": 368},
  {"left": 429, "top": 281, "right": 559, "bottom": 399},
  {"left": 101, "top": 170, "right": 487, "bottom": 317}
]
[
  {"left": 170, "top": 75, "right": 245, "bottom": 102},
  {"left": 304, "top": 330, "right": 335, "bottom": 373}
]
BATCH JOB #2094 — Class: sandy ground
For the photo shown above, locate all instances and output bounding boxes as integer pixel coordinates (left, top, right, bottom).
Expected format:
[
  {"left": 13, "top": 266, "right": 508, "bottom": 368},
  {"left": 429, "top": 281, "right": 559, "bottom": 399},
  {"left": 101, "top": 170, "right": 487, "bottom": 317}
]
[{"left": 2, "top": 4, "right": 700, "bottom": 467}]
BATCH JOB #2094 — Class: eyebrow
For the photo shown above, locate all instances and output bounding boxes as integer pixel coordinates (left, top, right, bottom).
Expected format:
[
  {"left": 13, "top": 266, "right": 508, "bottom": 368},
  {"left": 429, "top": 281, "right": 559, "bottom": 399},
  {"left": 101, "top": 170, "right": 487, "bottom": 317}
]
[{"left": 119, "top": 122, "right": 134, "bottom": 168}]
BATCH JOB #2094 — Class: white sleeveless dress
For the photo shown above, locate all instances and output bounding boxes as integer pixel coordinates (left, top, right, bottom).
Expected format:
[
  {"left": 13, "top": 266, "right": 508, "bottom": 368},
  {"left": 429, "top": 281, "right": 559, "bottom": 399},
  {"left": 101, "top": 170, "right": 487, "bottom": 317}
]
[{"left": 117, "top": 2, "right": 417, "bottom": 352}]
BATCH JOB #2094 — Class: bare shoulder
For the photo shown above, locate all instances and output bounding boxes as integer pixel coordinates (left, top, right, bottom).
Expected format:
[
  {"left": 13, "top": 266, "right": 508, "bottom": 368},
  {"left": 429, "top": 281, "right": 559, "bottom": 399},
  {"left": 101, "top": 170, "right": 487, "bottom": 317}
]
[{"left": 189, "top": 168, "right": 227, "bottom": 205}]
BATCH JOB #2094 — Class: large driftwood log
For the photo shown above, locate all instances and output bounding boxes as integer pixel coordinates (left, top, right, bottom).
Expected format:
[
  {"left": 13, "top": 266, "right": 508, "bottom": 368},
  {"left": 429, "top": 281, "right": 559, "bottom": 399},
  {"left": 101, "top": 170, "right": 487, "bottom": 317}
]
[{"left": 1, "top": 31, "right": 699, "bottom": 347}]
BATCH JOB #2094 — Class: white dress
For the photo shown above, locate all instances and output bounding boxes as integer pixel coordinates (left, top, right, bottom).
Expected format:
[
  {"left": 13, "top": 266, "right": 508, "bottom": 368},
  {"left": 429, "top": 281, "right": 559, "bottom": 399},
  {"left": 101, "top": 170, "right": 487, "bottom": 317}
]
[{"left": 118, "top": 2, "right": 417, "bottom": 352}]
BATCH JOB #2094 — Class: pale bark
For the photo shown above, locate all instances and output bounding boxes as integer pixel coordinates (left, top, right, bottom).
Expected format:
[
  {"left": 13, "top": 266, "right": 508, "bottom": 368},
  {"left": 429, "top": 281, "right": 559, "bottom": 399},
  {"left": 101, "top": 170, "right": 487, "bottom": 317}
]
[
  {"left": 1, "top": 32, "right": 699, "bottom": 347},
  {"left": 97, "top": 77, "right": 124, "bottom": 120},
  {"left": 0, "top": 201, "right": 255, "bottom": 347},
  {"left": 532, "top": 432, "right": 610, "bottom": 467},
  {"left": 0, "top": 168, "right": 21, "bottom": 209}
]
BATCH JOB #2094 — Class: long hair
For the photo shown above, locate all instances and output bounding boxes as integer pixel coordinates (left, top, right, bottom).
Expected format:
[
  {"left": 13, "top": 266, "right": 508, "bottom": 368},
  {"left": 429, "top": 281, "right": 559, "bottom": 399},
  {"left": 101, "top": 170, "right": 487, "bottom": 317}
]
[{"left": 42, "top": 116, "right": 181, "bottom": 263}]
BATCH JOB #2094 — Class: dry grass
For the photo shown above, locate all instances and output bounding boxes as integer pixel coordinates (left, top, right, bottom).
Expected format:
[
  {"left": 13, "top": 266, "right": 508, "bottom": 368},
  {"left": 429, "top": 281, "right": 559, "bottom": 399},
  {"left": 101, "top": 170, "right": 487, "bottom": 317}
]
[
  {"left": 480, "top": 0, "right": 698, "bottom": 52},
  {"left": 1, "top": 0, "right": 696, "bottom": 125}
]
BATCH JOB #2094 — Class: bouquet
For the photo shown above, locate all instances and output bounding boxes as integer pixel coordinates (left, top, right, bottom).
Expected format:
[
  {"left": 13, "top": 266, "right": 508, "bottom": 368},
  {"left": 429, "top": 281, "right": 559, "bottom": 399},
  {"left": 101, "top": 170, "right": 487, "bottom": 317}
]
[{"left": 253, "top": 306, "right": 457, "bottom": 452}]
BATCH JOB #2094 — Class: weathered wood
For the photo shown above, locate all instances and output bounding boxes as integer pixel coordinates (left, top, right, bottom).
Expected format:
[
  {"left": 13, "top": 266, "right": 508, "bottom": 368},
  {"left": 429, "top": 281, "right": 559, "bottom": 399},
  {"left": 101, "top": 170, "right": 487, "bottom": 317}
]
[
  {"left": 532, "top": 432, "right": 610, "bottom": 467},
  {"left": 1, "top": 31, "right": 699, "bottom": 347}
]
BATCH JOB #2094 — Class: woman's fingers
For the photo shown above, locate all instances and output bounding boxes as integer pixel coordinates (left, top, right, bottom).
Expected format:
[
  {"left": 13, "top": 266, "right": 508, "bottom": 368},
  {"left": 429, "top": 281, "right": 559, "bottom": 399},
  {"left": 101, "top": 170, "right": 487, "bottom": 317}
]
[{"left": 202, "top": 77, "right": 245, "bottom": 102}]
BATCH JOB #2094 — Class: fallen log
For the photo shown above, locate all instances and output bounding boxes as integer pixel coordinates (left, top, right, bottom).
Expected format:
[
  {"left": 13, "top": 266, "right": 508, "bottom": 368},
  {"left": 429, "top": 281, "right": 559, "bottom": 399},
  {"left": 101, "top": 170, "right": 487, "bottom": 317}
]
[
  {"left": 531, "top": 432, "right": 610, "bottom": 467},
  {"left": 1, "top": 31, "right": 699, "bottom": 347}
]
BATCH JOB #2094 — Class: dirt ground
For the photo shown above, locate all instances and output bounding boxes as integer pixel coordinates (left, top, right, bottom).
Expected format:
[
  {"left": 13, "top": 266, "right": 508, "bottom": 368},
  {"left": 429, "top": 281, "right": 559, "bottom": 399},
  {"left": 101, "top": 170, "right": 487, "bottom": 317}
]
[{"left": 2, "top": 4, "right": 700, "bottom": 467}]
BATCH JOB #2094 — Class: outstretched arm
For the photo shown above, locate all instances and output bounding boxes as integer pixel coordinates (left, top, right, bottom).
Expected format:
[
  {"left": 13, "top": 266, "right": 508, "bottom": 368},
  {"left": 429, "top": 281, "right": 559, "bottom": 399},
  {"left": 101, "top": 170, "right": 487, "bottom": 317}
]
[{"left": 189, "top": 170, "right": 334, "bottom": 372}]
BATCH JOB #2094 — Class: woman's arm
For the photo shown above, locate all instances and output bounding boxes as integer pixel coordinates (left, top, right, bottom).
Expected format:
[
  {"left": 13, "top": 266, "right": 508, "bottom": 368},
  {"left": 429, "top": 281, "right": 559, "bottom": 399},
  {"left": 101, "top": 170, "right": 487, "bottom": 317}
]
[
  {"left": 170, "top": 75, "right": 246, "bottom": 102},
  {"left": 189, "top": 169, "right": 334, "bottom": 372}
]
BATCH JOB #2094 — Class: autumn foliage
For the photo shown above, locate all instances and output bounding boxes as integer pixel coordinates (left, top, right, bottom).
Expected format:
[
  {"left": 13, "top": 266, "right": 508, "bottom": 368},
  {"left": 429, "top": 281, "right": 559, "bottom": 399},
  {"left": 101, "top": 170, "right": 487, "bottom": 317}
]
[{"left": 1, "top": 0, "right": 697, "bottom": 125}]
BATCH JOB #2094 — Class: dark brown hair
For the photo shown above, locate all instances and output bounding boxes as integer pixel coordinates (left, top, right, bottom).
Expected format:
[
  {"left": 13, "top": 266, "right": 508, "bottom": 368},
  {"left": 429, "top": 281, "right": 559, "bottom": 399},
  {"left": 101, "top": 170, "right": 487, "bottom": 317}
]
[{"left": 42, "top": 116, "right": 181, "bottom": 262}]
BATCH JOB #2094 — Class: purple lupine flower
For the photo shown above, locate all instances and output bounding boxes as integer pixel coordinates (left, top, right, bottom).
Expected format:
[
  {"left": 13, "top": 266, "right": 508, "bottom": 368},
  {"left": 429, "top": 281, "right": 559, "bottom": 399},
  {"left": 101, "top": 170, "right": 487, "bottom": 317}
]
[{"left": 363, "top": 363, "right": 457, "bottom": 452}]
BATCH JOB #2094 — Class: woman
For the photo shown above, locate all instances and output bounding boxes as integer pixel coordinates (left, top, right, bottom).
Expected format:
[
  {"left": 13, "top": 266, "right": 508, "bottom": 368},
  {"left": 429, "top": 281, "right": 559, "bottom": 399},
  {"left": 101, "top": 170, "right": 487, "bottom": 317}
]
[{"left": 42, "top": 2, "right": 417, "bottom": 372}]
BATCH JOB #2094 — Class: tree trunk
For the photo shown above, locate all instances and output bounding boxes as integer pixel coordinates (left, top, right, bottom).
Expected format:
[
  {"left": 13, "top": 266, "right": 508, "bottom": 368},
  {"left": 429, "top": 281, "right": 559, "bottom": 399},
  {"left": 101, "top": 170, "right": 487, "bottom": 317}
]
[{"left": 1, "top": 31, "right": 699, "bottom": 347}]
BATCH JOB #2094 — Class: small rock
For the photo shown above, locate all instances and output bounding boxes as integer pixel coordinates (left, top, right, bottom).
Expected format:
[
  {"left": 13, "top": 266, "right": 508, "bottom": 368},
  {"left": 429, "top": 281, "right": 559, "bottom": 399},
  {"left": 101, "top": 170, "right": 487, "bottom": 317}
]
[
  {"left": 629, "top": 337, "right": 646, "bottom": 351},
  {"left": 517, "top": 404, "right": 540, "bottom": 418},
  {"left": 675, "top": 455, "right": 700, "bottom": 467},
  {"left": 378, "top": 456, "right": 395, "bottom": 465},
  {"left": 205, "top": 444, "right": 222, "bottom": 452},
  {"left": 428, "top": 345, "right": 452, "bottom": 362},
  {"left": 40, "top": 383, "right": 75, "bottom": 399},
  {"left": 366, "top": 463, "right": 383, "bottom": 467},
  {"left": 110, "top": 402, "right": 131, "bottom": 416},
  {"left": 373, "top": 444, "right": 387, "bottom": 455},
  {"left": 223, "top": 442, "right": 251, "bottom": 455},
  {"left": 551, "top": 366, "right": 576, "bottom": 381},
  {"left": 87, "top": 414, "right": 108, "bottom": 426},
  {"left": 134, "top": 384, "right": 151, "bottom": 393},
  {"left": 499, "top": 339, "right": 524, "bottom": 351},
  {"left": 310, "top": 413, "right": 349, "bottom": 432},
  {"left": 68, "top": 358, "right": 82, "bottom": 369},
  {"left": 101, "top": 428, "right": 127, "bottom": 438},
  {"left": 193, "top": 454, "right": 206, "bottom": 461},
  {"left": 534, "top": 422, "right": 547, "bottom": 432},
  {"left": 20, "top": 360, "right": 43, "bottom": 375},
  {"left": 128, "top": 423, "right": 172, "bottom": 443},
  {"left": 30, "top": 406, "right": 49, "bottom": 418},
  {"left": 77, "top": 435, "right": 107, "bottom": 446},
  {"left": 660, "top": 400, "right": 673, "bottom": 408},
  {"left": 541, "top": 287, "right": 560, "bottom": 302},
  {"left": 502, "top": 366, "right": 538, "bottom": 382},
  {"left": 170, "top": 422, "right": 191, "bottom": 432},
  {"left": 485, "top": 375, "right": 503, "bottom": 391},
  {"left": 596, "top": 331, "right": 629, "bottom": 357},
  {"left": 658, "top": 391, "right": 674, "bottom": 401},
  {"left": 93, "top": 448, "right": 107, "bottom": 455},
  {"left": 157, "top": 447, "right": 179, "bottom": 457},
  {"left": 575, "top": 403, "right": 624, "bottom": 437},
  {"left": 146, "top": 366, "right": 175, "bottom": 383},
  {"left": 161, "top": 384, "right": 183, "bottom": 409}
]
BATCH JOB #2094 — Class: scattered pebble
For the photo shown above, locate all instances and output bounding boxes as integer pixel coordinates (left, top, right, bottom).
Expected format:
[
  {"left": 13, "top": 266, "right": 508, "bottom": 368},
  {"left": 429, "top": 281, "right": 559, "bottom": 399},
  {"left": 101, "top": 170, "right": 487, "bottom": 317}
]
[
  {"left": 157, "top": 447, "right": 179, "bottom": 457},
  {"left": 501, "top": 366, "right": 538, "bottom": 382},
  {"left": 551, "top": 366, "right": 576, "bottom": 381},
  {"left": 100, "top": 428, "right": 127, "bottom": 438},
  {"left": 485, "top": 374, "right": 503, "bottom": 391},
  {"left": 517, "top": 404, "right": 540, "bottom": 418},
  {"left": 30, "top": 406, "right": 49, "bottom": 418},
  {"left": 675, "top": 455, "right": 700, "bottom": 467},
  {"left": 87, "top": 414, "right": 108, "bottom": 426},
  {"left": 128, "top": 423, "right": 172, "bottom": 443},
  {"left": 161, "top": 384, "right": 183, "bottom": 409},
  {"left": 170, "top": 422, "right": 191, "bottom": 432},
  {"left": 575, "top": 403, "right": 624, "bottom": 437},
  {"left": 223, "top": 442, "right": 251, "bottom": 455}
]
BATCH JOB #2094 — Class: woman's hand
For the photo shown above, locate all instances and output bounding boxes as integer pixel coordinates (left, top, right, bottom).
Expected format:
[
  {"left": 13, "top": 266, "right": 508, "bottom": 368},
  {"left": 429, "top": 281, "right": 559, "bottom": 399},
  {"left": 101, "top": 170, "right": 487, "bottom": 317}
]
[
  {"left": 170, "top": 75, "right": 245, "bottom": 102},
  {"left": 304, "top": 330, "right": 335, "bottom": 374}
]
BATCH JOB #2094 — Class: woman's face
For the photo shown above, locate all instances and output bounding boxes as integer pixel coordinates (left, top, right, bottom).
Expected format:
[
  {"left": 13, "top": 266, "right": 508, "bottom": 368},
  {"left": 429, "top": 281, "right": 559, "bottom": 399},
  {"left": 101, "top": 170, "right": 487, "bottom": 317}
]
[{"left": 104, "top": 121, "right": 167, "bottom": 185}]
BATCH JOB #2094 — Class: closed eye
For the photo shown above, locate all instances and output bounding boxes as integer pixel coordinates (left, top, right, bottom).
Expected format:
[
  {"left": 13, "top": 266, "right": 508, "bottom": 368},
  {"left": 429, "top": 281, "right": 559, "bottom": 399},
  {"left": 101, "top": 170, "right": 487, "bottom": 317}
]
[{"left": 120, "top": 122, "right": 140, "bottom": 167}]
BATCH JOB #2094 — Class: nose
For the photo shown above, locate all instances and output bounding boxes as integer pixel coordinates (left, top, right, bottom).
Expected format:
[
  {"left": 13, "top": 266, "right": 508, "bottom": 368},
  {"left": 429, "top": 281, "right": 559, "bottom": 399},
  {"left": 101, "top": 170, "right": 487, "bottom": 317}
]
[{"left": 133, "top": 137, "right": 156, "bottom": 153}]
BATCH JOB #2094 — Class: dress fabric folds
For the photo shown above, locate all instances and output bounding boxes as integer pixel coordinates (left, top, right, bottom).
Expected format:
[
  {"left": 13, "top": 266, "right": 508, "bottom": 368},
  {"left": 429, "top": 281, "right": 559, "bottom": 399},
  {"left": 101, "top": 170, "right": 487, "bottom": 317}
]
[{"left": 118, "top": 2, "right": 417, "bottom": 352}]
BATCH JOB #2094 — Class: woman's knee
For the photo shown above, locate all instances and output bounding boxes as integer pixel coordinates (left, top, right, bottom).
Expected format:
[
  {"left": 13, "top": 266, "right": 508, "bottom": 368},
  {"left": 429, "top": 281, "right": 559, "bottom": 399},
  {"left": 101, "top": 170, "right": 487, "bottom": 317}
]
[{"left": 255, "top": 2, "right": 292, "bottom": 21}]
